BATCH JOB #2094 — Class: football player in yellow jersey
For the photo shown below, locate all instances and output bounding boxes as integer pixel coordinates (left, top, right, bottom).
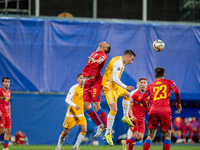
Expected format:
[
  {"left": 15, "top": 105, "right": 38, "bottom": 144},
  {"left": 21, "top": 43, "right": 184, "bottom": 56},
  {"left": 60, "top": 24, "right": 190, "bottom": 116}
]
[
  {"left": 102, "top": 50, "right": 136, "bottom": 146},
  {"left": 55, "top": 73, "right": 86, "bottom": 150}
]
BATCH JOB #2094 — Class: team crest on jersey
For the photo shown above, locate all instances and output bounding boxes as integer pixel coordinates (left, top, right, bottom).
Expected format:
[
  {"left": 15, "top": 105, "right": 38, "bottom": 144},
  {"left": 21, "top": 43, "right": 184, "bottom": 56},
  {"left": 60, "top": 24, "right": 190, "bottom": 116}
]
[
  {"left": 0, "top": 124, "right": 3, "bottom": 127},
  {"left": 117, "top": 67, "right": 121, "bottom": 71}
]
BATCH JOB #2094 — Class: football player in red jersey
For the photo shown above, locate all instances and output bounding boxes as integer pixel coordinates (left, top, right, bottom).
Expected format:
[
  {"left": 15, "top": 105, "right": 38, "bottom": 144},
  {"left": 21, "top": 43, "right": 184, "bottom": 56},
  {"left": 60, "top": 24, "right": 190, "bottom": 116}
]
[
  {"left": 139, "top": 67, "right": 182, "bottom": 150},
  {"left": 82, "top": 41, "right": 111, "bottom": 138},
  {"left": 122, "top": 78, "right": 150, "bottom": 150},
  {"left": 0, "top": 77, "right": 11, "bottom": 150}
]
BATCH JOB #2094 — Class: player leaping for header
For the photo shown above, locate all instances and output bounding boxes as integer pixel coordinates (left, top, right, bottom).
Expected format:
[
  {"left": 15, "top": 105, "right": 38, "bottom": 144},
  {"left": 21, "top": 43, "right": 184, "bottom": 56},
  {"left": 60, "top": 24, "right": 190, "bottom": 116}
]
[{"left": 102, "top": 50, "right": 136, "bottom": 146}]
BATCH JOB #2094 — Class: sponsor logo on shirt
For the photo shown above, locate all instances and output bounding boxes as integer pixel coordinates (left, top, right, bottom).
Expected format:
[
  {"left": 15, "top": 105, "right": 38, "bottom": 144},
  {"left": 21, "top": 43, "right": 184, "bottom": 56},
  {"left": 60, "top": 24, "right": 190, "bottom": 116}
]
[{"left": 156, "top": 81, "right": 162, "bottom": 85}]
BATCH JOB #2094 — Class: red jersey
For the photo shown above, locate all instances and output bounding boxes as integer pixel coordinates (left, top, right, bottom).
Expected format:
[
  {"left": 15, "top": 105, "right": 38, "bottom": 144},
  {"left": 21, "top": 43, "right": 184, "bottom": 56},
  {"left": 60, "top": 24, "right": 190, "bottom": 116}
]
[
  {"left": 144, "top": 78, "right": 178, "bottom": 115},
  {"left": 131, "top": 90, "right": 149, "bottom": 121},
  {"left": 0, "top": 87, "right": 11, "bottom": 116},
  {"left": 82, "top": 51, "right": 107, "bottom": 80}
]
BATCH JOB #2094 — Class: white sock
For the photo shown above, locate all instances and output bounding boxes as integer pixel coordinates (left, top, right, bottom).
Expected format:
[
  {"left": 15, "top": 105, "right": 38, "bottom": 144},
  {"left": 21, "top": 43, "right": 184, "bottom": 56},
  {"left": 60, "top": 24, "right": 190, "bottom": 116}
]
[
  {"left": 122, "top": 99, "right": 129, "bottom": 118},
  {"left": 127, "top": 128, "right": 132, "bottom": 139},
  {"left": 106, "top": 113, "right": 115, "bottom": 134},
  {"left": 74, "top": 133, "right": 85, "bottom": 147},
  {"left": 57, "top": 134, "right": 65, "bottom": 149}
]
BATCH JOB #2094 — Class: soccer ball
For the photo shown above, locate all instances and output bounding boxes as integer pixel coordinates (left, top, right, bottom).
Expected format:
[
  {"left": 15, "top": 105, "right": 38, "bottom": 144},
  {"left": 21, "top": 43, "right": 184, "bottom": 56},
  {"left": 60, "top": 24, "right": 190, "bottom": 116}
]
[{"left": 152, "top": 39, "right": 165, "bottom": 52}]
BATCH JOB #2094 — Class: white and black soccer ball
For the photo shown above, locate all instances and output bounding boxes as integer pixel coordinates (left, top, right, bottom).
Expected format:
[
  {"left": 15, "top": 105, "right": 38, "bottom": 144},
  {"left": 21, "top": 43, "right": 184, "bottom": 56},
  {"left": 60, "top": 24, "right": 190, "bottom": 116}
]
[{"left": 152, "top": 39, "right": 165, "bottom": 52}]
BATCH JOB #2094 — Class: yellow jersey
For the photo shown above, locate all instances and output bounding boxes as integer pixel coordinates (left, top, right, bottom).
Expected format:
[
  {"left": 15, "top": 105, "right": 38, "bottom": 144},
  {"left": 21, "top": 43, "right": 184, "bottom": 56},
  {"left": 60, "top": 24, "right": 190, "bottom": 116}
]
[
  {"left": 102, "top": 56, "right": 125, "bottom": 88},
  {"left": 65, "top": 84, "right": 84, "bottom": 117}
]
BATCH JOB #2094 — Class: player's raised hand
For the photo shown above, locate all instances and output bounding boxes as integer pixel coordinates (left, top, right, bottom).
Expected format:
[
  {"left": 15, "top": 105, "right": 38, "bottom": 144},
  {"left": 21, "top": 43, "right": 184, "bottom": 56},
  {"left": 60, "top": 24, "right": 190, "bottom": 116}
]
[
  {"left": 126, "top": 86, "right": 134, "bottom": 91},
  {"left": 176, "top": 103, "right": 182, "bottom": 112},
  {"left": 75, "top": 105, "right": 81, "bottom": 110}
]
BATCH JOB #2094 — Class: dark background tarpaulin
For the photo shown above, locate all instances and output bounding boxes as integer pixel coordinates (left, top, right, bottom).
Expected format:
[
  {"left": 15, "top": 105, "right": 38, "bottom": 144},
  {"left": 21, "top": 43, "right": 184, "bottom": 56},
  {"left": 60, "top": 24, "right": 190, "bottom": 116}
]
[{"left": 0, "top": 17, "right": 200, "bottom": 99}]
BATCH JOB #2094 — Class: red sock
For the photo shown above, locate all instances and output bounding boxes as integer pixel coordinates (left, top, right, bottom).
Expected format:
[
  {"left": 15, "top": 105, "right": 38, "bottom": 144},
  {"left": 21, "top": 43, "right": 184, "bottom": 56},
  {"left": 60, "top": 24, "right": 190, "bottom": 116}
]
[
  {"left": 163, "top": 143, "right": 171, "bottom": 150},
  {"left": 97, "top": 109, "right": 107, "bottom": 127},
  {"left": 143, "top": 143, "right": 151, "bottom": 150},
  {"left": 3, "top": 140, "right": 9, "bottom": 148},
  {"left": 87, "top": 109, "right": 101, "bottom": 126},
  {"left": 126, "top": 138, "right": 131, "bottom": 144},
  {"left": 163, "top": 139, "right": 171, "bottom": 150},
  {"left": 143, "top": 139, "right": 151, "bottom": 150},
  {"left": 128, "top": 138, "right": 136, "bottom": 150}
]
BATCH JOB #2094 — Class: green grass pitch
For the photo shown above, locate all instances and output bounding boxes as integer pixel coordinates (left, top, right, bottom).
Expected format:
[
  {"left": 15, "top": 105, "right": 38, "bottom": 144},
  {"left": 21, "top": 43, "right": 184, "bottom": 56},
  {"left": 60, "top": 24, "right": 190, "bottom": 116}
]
[{"left": 5, "top": 145, "right": 200, "bottom": 150}]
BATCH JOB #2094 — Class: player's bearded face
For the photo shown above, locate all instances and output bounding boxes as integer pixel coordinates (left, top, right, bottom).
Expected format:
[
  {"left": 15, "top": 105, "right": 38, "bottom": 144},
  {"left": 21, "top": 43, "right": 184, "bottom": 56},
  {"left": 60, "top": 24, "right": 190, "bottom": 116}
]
[{"left": 3, "top": 79, "right": 10, "bottom": 89}]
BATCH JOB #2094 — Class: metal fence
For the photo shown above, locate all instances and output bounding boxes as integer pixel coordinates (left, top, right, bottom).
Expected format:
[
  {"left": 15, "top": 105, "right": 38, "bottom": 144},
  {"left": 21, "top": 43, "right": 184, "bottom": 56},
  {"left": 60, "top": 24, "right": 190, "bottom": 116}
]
[{"left": 0, "top": 0, "right": 199, "bottom": 22}]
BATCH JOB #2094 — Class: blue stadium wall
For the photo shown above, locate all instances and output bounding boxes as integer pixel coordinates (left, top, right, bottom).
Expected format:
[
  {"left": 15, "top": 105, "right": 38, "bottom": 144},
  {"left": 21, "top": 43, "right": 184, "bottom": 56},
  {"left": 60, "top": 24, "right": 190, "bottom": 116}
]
[{"left": 0, "top": 17, "right": 200, "bottom": 145}]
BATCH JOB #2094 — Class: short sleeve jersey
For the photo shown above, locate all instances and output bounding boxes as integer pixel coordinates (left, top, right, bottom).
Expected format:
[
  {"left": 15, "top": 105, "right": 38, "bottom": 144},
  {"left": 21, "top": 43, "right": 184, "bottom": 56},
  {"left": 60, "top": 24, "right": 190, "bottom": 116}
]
[
  {"left": 82, "top": 51, "right": 107, "bottom": 80},
  {"left": 0, "top": 87, "right": 11, "bottom": 116},
  {"left": 144, "top": 78, "right": 176, "bottom": 114},
  {"left": 66, "top": 84, "right": 84, "bottom": 117},
  {"left": 131, "top": 90, "right": 149, "bottom": 121}
]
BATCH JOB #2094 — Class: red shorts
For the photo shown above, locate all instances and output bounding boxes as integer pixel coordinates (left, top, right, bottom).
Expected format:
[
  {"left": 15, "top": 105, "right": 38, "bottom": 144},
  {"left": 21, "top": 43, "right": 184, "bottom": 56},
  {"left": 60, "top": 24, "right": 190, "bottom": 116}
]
[
  {"left": 148, "top": 112, "right": 172, "bottom": 132},
  {"left": 0, "top": 115, "right": 11, "bottom": 129},
  {"left": 131, "top": 119, "right": 145, "bottom": 134},
  {"left": 83, "top": 79, "right": 102, "bottom": 102}
]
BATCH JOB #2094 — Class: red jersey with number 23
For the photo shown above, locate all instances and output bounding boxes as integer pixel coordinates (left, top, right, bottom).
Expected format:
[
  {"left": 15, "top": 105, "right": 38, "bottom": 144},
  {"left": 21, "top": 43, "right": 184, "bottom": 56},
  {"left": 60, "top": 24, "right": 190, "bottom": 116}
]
[
  {"left": 82, "top": 51, "right": 107, "bottom": 80},
  {"left": 131, "top": 90, "right": 149, "bottom": 121},
  {"left": 144, "top": 78, "right": 176, "bottom": 115},
  {"left": 0, "top": 87, "right": 11, "bottom": 116}
]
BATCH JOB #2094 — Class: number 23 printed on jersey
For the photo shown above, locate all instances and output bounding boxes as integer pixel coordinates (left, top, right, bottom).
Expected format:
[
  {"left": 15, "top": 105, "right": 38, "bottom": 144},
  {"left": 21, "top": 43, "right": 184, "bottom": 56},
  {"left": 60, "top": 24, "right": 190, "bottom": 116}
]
[{"left": 153, "top": 85, "right": 167, "bottom": 101}]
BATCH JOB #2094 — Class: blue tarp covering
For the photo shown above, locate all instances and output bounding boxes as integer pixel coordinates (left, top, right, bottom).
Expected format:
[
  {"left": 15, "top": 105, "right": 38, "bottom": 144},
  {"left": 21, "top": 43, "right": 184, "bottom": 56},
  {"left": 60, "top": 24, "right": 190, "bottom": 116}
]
[
  {"left": 0, "top": 17, "right": 200, "bottom": 99},
  {"left": 10, "top": 94, "right": 200, "bottom": 145}
]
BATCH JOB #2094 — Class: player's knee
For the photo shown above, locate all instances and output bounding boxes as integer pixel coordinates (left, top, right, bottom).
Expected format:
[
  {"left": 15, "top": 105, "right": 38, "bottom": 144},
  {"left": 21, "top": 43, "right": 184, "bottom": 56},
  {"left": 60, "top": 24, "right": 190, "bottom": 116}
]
[
  {"left": 93, "top": 103, "right": 101, "bottom": 111},
  {"left": 83, "top": 103, "right": 90, "bottom": 111},
  {"left": 137, "top": 135, "right": 143, "bottom": 141},
  {"left": 63, "top": 128, "right": 70, "bottom": 135},
  {"left": 123, "top": 93, "right": 130, "bottom": 99},
  {"left": 82, "top": 128, "right": 87, "bottom": 133},
  {"left": 5, "top": 129, "right": 11, "bottom": 134}
]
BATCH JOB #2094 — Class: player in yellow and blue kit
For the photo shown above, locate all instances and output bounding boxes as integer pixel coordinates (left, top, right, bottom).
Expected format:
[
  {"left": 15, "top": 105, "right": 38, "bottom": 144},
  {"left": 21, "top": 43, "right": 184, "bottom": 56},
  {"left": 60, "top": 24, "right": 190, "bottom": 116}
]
[
  {"left": 102, "top": 50, "right": 136, "bottom": 146},
  {"left": 55, "top": 73, "right": 86, "bottom": 150}
]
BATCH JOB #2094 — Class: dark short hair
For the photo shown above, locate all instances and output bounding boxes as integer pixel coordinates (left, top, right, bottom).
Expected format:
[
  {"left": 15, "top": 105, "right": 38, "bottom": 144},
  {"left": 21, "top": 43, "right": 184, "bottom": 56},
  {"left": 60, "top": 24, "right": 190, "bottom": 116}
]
[
  {"left": 155, "top": 67, "right": 165, "bottom": 78},
  {"left": 123, "top": 50, "right": 136, "bottom": 57},
  {"left": 105, "top": 43, "right": 111, "bottom": 54},
  {"left": 78, "top": 73, "right": 83, "bottom": 77},
  {"left": 2, "top": 77, "right": 10, "bottom": 83},
  {"left": 138, "top": 77, "right": 147, "bottom": 82}
]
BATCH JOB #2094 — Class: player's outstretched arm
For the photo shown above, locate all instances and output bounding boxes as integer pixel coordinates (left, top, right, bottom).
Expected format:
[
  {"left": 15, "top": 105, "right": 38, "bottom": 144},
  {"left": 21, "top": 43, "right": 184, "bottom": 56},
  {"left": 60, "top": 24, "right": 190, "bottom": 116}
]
[
  {"left": 128, "top": 102, "right": 137, "bottom": 122},
  {"left": 88, "top": 56, "right": 104, "bottom": 64},
  {"left": 172, "top": 86, "right": 181, "bottom": 108},
  {"left": 139, "top": 93, "right": 150, "bottom": 112}
]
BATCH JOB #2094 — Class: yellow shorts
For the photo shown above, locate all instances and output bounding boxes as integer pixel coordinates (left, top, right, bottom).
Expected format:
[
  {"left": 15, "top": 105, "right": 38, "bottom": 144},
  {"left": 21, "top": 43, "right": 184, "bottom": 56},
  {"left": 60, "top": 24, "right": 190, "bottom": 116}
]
[
  {"left": 62, "top": 116, "right": 87, "bottom": 129},
  {"left": 103, "top": 82, "right": 127, "bottom": 105}
]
